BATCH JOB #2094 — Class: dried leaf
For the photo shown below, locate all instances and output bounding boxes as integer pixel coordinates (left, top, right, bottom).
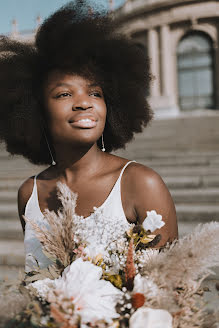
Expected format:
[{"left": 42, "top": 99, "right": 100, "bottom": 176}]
[
  {"left": 104, "top": 274, "right": 123, "bottom": 289},
  {"left": 140, "top": 234, "right": 155, "bottom": 244}
]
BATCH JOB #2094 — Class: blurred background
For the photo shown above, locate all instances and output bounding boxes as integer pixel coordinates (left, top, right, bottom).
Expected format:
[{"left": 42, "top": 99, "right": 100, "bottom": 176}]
[{"left": 0, "top": 0, "right": 219, "bottom": 283}]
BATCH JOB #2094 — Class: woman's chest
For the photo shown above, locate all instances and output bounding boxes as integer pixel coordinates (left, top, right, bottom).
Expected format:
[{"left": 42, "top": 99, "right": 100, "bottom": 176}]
[{"left": 37, "top": 175, "right": 136, "bottom": 221}]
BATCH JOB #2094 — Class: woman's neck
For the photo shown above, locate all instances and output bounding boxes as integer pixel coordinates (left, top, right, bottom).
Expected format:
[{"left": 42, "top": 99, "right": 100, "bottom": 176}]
[{"left": 49, "top": 143, "right": 107, "bottom": 184}]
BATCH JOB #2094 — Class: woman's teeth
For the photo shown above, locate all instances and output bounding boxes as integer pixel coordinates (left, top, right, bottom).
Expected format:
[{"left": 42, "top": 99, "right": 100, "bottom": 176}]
[
  {"left": 77, "top": 119, "right": 93, "bottom": 122},
  {"left": 69, "top": 118, "right": 97, "bottom": 128}
]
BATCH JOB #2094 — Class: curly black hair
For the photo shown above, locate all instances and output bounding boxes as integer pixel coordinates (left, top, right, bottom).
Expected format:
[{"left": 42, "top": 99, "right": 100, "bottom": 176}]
[{"left": 0, "top": 1, "right": 153, "bottom": 165}]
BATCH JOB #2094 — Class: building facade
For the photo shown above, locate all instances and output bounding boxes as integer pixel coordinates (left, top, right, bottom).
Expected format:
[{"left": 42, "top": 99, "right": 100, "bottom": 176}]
[{"left": 114, "top": 0, "right": 219, "bottom": 116}]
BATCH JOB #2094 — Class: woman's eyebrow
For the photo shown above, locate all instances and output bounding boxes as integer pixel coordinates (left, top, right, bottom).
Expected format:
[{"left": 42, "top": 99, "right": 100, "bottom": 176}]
[
  {"left": 49, "top": 82, "right": 72, "bottom": 94},
  {"left": 48, "top": 82, "right": 102, "bottom": 94}
]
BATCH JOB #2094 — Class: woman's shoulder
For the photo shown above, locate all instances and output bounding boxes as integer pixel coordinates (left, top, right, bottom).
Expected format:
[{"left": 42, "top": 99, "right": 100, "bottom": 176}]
[
  {"left": 112, "top": 154, "right": 167, "bottom": 200},
  {"left": 17, "top": 166, "right": 52, "bottom": 204},
  {"left": 112, "top": 154, "right": 164, "bottom": 188},
  {"left": 17, "top": 176, "right": 36, "bottom": 232},
  {"left": 116, "top": 156, "right": 178, "bottom": 243},
  {"left": 17, "top": 176, "right": 35, "bottom": 203}
]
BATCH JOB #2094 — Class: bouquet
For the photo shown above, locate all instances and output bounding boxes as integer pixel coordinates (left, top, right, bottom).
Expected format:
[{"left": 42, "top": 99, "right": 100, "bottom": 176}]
[{"left": 1, "top": 182, "right": 219, "bottom": 328}]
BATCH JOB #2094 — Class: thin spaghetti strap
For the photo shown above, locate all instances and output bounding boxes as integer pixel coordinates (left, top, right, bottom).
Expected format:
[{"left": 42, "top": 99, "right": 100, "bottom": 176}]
[
  {"left": 33, "top": 173, "right": 39, "bottom": 186},
  {"left": 118, "top": 160, "right": 136, "bottom": 180}
]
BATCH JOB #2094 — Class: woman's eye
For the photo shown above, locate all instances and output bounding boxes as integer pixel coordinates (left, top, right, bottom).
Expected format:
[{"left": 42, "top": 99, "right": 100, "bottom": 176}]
[
  {"left": 56, "top": 92, "right": 71, "bottom": 98},
  {"left": 90, "top": 92, "right": 102, "bottom": 98}
]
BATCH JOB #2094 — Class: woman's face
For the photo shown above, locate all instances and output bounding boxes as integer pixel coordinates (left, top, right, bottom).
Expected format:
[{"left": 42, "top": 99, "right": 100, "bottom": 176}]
[{"left": 43, "top": 70, "right": 107, "bottom": 149}]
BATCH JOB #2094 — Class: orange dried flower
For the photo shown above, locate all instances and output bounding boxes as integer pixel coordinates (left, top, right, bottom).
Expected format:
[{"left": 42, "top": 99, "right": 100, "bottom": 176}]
[
  {"left": 131, "top": 293, "right": 146, "bottom": 309},
  {"left": 125, "top": 238, "right": 136, "bottom": 291}
]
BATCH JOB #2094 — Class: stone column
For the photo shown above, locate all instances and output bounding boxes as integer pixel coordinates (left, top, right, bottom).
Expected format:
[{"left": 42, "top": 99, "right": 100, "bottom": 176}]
[
  {"left": 148, "top": 28, "right": 160, "bottom": 97},
  {"left": 160, "top": 24, "right": 174, "bottom": 97},
  {"left": 215, "top": 27, "right": 219, "bottom": 109}
]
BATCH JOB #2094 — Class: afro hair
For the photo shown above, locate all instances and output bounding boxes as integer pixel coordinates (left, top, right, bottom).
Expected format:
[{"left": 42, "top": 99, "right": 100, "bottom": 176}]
[{"left": 0, "top": 1, "right": 153, "bottom": 165}]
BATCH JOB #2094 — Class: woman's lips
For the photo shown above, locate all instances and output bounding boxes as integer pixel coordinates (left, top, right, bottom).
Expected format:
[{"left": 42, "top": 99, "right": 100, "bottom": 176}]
[{"left": 69, "top": 118, "right": 97, "bottom": 128}]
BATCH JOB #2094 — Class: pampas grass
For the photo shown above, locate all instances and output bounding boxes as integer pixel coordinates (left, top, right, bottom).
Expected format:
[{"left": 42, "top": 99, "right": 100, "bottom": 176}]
[
  {"left": 23, "top": 182, "right": 78, "bottom": 267},
  {"left": 141, "top": 222, "right": 219, "bottom": 327},
  {"left": 142, "top": 222, "right": 219, "bottom": 287}
]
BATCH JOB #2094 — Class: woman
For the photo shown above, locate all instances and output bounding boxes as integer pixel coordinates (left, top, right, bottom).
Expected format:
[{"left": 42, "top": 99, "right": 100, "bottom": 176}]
[{"left": 0, "top": 1, "right": 178, "bottom": 271}]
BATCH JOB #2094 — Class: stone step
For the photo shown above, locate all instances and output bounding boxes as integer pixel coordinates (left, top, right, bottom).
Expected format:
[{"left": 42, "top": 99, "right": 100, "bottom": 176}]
[
  {"left": 0, "top": 265, "right": 24, "bottom": 281},
  {"left": 177, "top": 221, "right": 198, "bottom": 237},
  {"left": 136, "top": 157, "right": 219, "bottom": 167},
  {"left": 0, "top": 190, "right": 17, "bottom": 203},
  {"left": 0, "top": 170, "right": 39, "bottom": 180},
  {"left": 148, "top": 166, "right": 219, "bottom": 177},
  {"left": 0, "top": 220, "right": 23, "bottom": 240},
  {"left": 0, "top": 180, "right": 23, "bottom": 191},
  {"left": 0, "top": 240, "right": 24, "bottom": 266},
  {"left": 171, "top": 188, "right": 219, "bottom": 203},
  {"left": 163, "top": 176, "right": 219, "bottom": 189},
  {"left": 118, "top": 141, "right": 219, "bottom": 151},
  {"left": 118, "top": 150, "right": 219, "bottom": 158},
  {"left": 126, "top": 146, "right": 219, "bottom": 154},
  {"left": 0, "top": 157, "right": 40, "bottom": 169},
  {"left": 0, "top": 204, "right": 18, "bottom": 220},
  {"left": 176, "top": 204, "right": 219, "bottom": 222}
]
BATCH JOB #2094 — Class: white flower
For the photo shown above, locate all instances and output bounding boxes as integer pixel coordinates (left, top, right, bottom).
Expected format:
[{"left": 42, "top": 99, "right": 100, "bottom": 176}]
[
  {"left": 133, "top": 274, "right": 159, "bottom": 299},
  {"left": 27, "top": 278, "right": 56, "bottom": 298},
  {"left": 83, "top": 244, "right": 106, "bottom": 260},
  {"left": 142, "top": 210, "right": 165, "bottom": 232},
  {"left": 129, "top": 307, "right": 173, "bottom": 328},
  {"left": 30, "top": 258, "right": 122, "bottom": 325}
]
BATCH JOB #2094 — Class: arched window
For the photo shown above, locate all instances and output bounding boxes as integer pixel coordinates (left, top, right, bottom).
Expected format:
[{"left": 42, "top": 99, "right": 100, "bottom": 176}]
[{"left": 177, "top": 32, "right": 214, "bottom": 110}]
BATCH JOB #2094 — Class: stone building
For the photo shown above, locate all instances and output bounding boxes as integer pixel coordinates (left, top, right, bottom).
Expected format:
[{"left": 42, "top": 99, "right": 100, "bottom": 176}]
[{"left": 114, "top": 0, "right": 219, "bottom": 116}]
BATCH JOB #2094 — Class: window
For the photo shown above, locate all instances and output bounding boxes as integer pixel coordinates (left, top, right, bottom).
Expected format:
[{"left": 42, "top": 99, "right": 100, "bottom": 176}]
[{"left": 177, "top": 32, "right": 214, "bottom": 110}]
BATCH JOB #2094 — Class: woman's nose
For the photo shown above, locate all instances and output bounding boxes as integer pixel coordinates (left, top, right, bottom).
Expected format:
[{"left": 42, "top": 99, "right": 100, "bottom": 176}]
[{"left": 72, "top": 95, "right": 92, "bottom": 111}]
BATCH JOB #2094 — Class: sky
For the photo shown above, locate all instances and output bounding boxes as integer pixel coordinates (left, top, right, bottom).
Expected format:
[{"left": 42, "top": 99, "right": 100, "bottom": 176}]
[{"left": 0, "top": 0, "right": 125, "bottom": 34}]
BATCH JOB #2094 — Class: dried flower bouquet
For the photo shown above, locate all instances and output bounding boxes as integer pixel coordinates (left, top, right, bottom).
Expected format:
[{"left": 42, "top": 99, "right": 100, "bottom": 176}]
[{"left": 1, "top": 182, "right": 219, "bottom": 328}]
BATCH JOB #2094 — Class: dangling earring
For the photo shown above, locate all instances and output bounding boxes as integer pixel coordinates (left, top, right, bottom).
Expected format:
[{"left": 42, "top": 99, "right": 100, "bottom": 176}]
[
  {"left": 43, "top": 130, "right": 56, "bottom": 166},
  {"left": 101, "top": 134, "right": 105, "bottom": 152}
]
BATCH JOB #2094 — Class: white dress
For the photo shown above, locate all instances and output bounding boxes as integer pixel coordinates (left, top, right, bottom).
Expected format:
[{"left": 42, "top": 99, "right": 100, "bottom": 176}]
[{"left": 24, "top": 160, "right": 136, "bottom": 272}]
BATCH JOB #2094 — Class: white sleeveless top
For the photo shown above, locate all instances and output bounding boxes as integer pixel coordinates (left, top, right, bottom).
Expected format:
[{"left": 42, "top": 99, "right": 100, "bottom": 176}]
[{"left": 24, "top": 160, "right": 136, "bottom": 272}]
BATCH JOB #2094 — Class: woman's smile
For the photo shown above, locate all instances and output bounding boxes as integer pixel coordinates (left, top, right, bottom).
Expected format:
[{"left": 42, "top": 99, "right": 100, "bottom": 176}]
[
  {"left": 68, "top": 113, "right": 98, "bottom": 128},
  {"left": 69, "top": 119, "right": 97, "bottom": 129}
]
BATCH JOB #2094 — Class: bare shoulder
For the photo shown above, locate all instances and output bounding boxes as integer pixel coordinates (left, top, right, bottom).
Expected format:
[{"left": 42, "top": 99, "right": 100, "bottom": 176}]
[
  {"left": 17, "top": 176, "right": 35, "bottom": 233},
  {"left": 124, "top": 161, "right": 172, "bottom": 210},
  {"left": 124, "top": 161, "right": 178, "bottom": 245},
  {"left": 18, "top": 176, "right": 34, "bottom": 196},
  {"left": 124, "top": 161, "right": 165, "bottom": 190}
]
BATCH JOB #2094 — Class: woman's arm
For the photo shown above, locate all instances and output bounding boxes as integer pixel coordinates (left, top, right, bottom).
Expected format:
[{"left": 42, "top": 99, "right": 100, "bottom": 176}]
[
  {"left": 17, "top": 178, "right": 34, "bottom": 234},
  {"left": 130, "top": 164, "right": 178, "bottom": 247}
]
